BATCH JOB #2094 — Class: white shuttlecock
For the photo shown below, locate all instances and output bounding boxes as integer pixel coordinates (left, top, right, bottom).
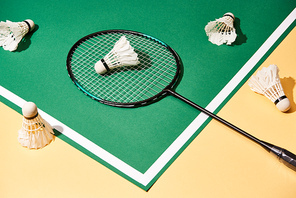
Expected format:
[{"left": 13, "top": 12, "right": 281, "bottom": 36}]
[
  {"left": 18, "top": 102, "right": 54, "bottom": 149},
  {"left": 205, "top": 13, "right": 237, "bottom": 46},
  {"left": 0, "top": 19, "right": 35, "bottom": 51},
  {"left": 94, "top": 36, "right": 140, "bottom": 74},
  {"left": 248, "top": 64, "right": 291, "bottom": 112}
]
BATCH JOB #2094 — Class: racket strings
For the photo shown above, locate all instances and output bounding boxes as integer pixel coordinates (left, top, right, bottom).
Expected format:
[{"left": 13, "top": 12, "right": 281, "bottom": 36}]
[
  {"left": 73, "top": 38, "right": 172, "bottom": 100},
  {"left": 71, "top": 37, "right": 123, "bottom": 101},
  {"left": 75, "top": 46, "right": 173, "bottom": 102},
  {"left": 69, "top": 32, "right": 178, "bottom": 104}
]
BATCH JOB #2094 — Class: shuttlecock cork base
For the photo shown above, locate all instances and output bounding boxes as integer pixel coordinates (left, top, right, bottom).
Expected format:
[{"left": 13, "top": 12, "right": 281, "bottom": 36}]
[
  {"left": 274, "top": 96, "right": 290, "bottom": 112},
  {"left": 95, "top": 58, "right": 110, "bottom": 74},
  {"left": 248, "top": 64, "right": 291, "bottom": 112},
  {"left": 18, "top": 102, "right": 54, "bottom": 149},
  {"left": 21, "top": 19, "right": 35, "bottom": 33},
  {"left": 22, "top": 101, "right": 38, "bottom": 119}
]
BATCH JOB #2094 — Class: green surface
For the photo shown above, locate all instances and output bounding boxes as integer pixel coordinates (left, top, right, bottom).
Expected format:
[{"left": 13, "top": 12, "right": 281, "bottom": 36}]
[{"left": 1, "top": 0, "right": 295, "bottom": 190}]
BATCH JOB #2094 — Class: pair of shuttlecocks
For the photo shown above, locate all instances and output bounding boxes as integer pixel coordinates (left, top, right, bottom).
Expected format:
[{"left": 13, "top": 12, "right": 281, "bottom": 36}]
[
  {"left": 94, "top": 36, "right": 140, "bottom": 74},
  {"left": 0, "top": 19, "right": 35, "bottom": 51},
  {"left": 205, "top": 12, "right": 237, "bottom": 46},
  {"left": 94, "top": 13, "right": 237, "bottom": 74},
  {"left": 18, "top": 102, "right": 54, "bottom": 149},
  {"left": 248, "top": 64, "right": 290, "bottom": 112}
]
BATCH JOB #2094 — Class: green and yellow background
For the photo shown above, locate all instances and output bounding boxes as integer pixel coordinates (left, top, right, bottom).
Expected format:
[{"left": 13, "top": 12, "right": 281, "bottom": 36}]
[{"left": 1, "top": 0, "right": 296, "bottom": 197}]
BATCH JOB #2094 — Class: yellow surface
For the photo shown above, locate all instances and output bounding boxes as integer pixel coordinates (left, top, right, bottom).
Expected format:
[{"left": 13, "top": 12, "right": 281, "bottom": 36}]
[{"left": 1, "top": 27, "right": 296, "bottom": 198}]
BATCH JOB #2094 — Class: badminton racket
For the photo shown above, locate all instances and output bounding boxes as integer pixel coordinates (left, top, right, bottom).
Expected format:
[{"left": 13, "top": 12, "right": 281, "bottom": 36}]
[{"left": 67, "top": 30, "right": 296, "bottom": 171}]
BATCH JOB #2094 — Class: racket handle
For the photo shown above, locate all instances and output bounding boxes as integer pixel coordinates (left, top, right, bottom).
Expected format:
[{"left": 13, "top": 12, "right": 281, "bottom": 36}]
[{"left": 261, "top": 141, "right": 296, "bottom": 171}]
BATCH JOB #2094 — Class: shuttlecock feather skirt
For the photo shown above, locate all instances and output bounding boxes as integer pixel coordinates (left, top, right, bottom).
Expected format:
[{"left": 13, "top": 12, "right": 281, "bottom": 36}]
[
  {"left": 204, "top": 13, "right": 237, "bottom": 46},
  {"left": 18, "top": 114, "right": 55, "bottom": 149},
  {"left": 0, "top": 20, "right": 34, "bottom": 51}
]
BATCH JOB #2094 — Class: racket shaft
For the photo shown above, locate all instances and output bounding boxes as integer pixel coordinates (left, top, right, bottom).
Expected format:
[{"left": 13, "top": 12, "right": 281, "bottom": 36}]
[
  {"left": 167, "top": 89, "right": 296, "bottom": 171},
  {"left": 166, "top": 89, "right": 261, "bottom": 143}
]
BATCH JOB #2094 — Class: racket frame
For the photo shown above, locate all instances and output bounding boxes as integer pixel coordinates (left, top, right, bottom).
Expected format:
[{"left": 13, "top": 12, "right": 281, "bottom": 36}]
[{"left": 66, "top": 29, "right": 182, "bottom": 108}]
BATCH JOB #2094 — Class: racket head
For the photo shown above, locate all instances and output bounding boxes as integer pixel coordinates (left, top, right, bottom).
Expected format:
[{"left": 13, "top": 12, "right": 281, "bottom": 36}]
[{"left": 67, "top": 30, "right": 181, "bottom": 107}]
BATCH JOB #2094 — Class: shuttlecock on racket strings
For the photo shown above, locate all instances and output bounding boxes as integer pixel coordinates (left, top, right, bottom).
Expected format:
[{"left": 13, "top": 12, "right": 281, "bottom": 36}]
[
  {"left": 94, "top": 36, "right": 140, "bottom": 74},
  {"left": 248, "top": 64, "right": 291, "bottom": 112},
  {"left": 18, "top": 102, "right": 55, "bottom": 149},
  {"left": 205, "top": 13, "right": 237, "bottom": 46},
  {"left": 0, "top": 19, "right": 35, "bottom": 51}
]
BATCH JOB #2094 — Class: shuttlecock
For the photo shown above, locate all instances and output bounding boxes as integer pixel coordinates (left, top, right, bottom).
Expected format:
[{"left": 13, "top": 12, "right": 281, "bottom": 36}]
[
  {"left": 0, "top": 19, "right": 35, "bottom": 51},
  {"left": 18, "top": 102, "right": 54, "bottom": 149},
  {"left": 205, "top": 13, "right": 237, "bottom": 46},
  {"left": 94, "top": 36, "right": 140, "bottom": 74},
  {"left": 248, "top": 64, "right": 291, "bottom": 112}
]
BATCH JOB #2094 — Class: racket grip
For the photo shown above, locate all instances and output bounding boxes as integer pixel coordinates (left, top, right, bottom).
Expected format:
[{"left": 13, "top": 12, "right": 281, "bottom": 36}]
[{"left": 262, "top": 141, "right": 296, "bottom": 171}]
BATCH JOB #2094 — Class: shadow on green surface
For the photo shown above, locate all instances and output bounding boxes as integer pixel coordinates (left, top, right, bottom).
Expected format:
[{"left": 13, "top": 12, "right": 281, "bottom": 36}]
[
  {"left": 232, "top": 18, "right": 247, "bottom": 46},
  {"left": 15, "top": 24, "right": 39, "bottom": 52}
]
